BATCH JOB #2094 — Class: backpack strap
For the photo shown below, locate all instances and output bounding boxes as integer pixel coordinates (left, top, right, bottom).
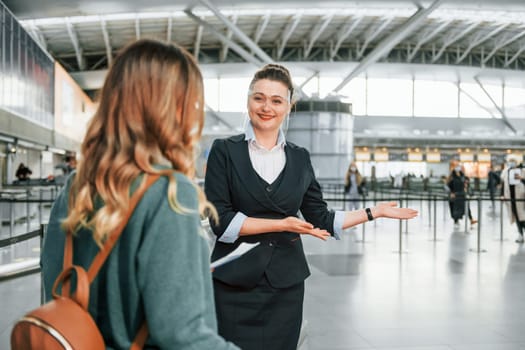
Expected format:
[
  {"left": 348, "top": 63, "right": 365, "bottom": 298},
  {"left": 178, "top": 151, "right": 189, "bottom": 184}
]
[
  {"left": 86, "top": 174, "right": 160, "bottom": 281},
  {"left": 130, "top": 322, "right": 149, "bottom": 350},
  {"left": 62, "top": 173, "right": 161, "bottom": 349}
]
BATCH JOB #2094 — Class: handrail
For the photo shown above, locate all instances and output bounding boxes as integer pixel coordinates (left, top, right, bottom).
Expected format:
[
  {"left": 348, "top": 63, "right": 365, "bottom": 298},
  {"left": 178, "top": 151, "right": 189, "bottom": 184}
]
[
  {"left": 0, "top": 225, "right": 45, "bottom": 283},
  {"left": 0, "top": 229, "right": 41, "bottom": 248},
  {"left": 0, "top": 259, "right": 40, "bottom": 282}
]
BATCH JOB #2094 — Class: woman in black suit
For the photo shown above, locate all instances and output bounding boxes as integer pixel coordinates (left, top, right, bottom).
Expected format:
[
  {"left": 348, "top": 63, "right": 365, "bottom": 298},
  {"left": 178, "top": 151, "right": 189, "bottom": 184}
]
[{"left": 204, "top": 64, "right": 418, "bottom": 350}]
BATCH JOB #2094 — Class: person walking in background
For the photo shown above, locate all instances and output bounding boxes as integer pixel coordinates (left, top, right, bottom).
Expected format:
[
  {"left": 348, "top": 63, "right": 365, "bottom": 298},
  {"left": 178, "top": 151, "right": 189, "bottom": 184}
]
[
  {"left": 447, "top": 162, "right": 477, "bottom": 227},
  {"left": 41, "top": 39, "right": 239, "bottom": 349},
  {"left": 500, "top": 156, "right": 525, "bottom": 243},
  {"left": 344, "top": 161, "right": 363, "bottom": 211},
  {"left": 487, "top": 163, "right": 501, "bottom": 209},
  {"left": 204, "top": 63, "right": 418, "bottom": 350},
  {"left": 15, "top": 163, "right": 32, "bottom": 181}
]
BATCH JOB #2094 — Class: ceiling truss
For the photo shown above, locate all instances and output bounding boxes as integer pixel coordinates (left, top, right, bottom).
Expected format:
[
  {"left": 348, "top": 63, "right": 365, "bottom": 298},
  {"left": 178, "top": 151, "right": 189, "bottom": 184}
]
[{"left": 20, "top": 7, "right": 525, "bottom": 75}]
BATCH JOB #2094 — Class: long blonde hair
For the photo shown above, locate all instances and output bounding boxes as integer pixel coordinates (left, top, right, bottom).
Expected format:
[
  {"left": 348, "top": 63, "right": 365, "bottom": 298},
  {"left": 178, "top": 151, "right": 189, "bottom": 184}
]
[{"left": 62, "top": 39, "right": 215, "bottom": 245}]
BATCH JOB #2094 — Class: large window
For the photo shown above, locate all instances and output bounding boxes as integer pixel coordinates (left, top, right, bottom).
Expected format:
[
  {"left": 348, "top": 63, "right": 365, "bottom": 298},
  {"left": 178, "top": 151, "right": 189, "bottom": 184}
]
[
  {"left": 459, "top": 82, "right": 500, "bottom": 118},
  {"left": 0, "top": 3, "right": 54, "bottom": 128},
  {"left": 217, "top": 77, "right": 250, "bottom": 112},
  {"left": 503, "top": 85, "right": 525, "bottom": 119},
  {"left": 367, "top": 78, "right": 413, "bottom": 116},
  {"left": 414, "top": 80, "right": 458, "bottom": 117},
  {"left": 201, "top": 69, "right": 524, "bottom": 120}
]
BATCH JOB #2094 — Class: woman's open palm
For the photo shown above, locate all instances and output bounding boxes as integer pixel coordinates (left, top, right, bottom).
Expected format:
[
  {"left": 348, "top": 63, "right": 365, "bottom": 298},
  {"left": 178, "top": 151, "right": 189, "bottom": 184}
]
[{"left": 377, "top": 201, "right": 418, "bottom": 220}]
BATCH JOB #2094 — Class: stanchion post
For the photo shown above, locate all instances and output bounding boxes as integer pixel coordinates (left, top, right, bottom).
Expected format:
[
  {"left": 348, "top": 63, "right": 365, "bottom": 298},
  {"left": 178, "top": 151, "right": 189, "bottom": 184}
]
[
  {"left": 500, "top": 199, "right": 504, "bottom": 241},
  {"left": 398, "top": 218, "right": 403, "bottom": 253},
  {"left": 433, "top": 195, "right": 437, "bottom": 241},
  {"left": 427, "top": 192, "right": 431, "bottom": 227},
  {"left": 444, "top": 195, "right": 447, "bottom": 221},
  {"left": 26, "top": 189, "right": 31, "bottom": 232},
  {"left": 40, "top": 224, "right": 45, "bottom": 305},
  {"left": 9, "top": 196, "right": 14, "bottom": 237},
  {"left": 469, "top": 197, "right": 487, "bottom": 253},
  {"left": 39, "top": 189, "right": 43, "bottom": 225},
  {"left": 404, "top": 192, "right": 409, "bottom": 234},
  {"left": 464, "top": 195, "right": 469, "bottom": 233}
]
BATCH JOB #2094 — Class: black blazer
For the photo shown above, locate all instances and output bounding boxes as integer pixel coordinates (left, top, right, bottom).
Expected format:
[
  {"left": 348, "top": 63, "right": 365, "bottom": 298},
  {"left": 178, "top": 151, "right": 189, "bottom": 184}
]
[{"left": 205, "top": 134, "right": 336, "bottom": 289}]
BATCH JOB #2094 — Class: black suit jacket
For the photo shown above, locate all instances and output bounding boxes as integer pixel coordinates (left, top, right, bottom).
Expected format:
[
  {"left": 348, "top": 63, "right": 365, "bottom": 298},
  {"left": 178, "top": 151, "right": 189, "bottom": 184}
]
[{"left": 204, "top": 134, "right": 336, "bottom": 289}]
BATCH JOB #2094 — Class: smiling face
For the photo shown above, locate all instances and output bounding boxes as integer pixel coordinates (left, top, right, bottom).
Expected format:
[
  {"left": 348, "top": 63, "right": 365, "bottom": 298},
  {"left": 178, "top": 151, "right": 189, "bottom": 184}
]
[{"left": 247, "top": 79, "right": 291, "bottom": 135}]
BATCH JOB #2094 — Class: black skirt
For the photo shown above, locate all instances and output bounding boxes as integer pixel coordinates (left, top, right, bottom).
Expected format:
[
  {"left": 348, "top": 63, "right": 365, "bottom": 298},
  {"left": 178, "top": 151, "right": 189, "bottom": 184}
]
[{"left": 213, "top": 276, "right": 304, "bottom": 350}]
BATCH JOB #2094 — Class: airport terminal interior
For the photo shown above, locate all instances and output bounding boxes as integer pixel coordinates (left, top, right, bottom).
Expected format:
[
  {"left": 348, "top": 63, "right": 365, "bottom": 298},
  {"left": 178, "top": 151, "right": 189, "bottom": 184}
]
[{"left": 2, "top": 0, "right": 525, "bottom": 349}]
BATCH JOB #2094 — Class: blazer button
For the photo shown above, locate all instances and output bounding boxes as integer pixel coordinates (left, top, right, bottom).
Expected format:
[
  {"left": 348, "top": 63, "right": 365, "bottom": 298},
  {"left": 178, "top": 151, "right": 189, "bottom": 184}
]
[{"left": 266, "top": 186, "right": 272, "bottom": 192}]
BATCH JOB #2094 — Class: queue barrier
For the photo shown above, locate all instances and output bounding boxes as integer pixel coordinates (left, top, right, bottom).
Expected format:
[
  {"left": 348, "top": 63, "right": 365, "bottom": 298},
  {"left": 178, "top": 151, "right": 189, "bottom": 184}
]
[{"left": 321, "top": 182, "right": 524, "bottom": 255}]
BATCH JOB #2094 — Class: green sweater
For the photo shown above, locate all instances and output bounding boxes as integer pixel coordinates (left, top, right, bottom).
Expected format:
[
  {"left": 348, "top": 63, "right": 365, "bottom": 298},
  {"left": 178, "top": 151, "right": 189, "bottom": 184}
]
[{"left": 42, "top": 172, "right": 239, "bottom": 350}]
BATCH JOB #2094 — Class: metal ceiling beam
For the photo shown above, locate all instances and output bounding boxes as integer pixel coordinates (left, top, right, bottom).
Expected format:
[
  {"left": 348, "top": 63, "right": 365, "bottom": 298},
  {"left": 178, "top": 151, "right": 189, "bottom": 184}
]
[
  {"left": 333, "top": 0, "right": 442, "bottom": 94},
  {"left": 253, "top": 12, "right": 271, "bottom": 46},
  {"left": 329, "top": 16, "right": 363, "bottom": 60},
  {"left": 431, "top": 21, "right": 478, "bottom": 63},
  {"left": 27, "top": 20, "right": 47, "bottom": 51},
  {"left": 298, "top": 70, "right": 319, "bottom": 89},
  {"left": 194, "top": 25, "right": 203, "bottom": 61},
  {"left": 407, "top": 19, "right": 451, "bottom": 62},
  {"left": 355, "top": 17, "right": 394, "bottom": 60},
  {"left": 197, "top": 0, "right": 273, "bottom": 64},
  {"left": 474, "top": 76, "right": 516, "bottom": 133},
  {"left": 100, "top": 18, "right": 112, "bottom": 66},
  {"left": 304, "top": 13, "right": 334, "bottom": 59},
  {"left": 457, "top": 82, "right": 497, "bottom": 118},
  {"left": 482, "top": 27, "right": 525, "bottom": 64},
  {"left": 65, "top": 18, "right": 85, "bottom": 71},
  {"left": 456, "top": 23, "right": 509, "bottom": 63},
  {"left": 184, "top": 9, "right": 263, "bottom": 67},
  {"left": 277, "top": 13, "right": 302, "bottom": 59},
  {"left": 220, "top": 14, "right": 238, "bottom": 63},
  {"left": 504, "top": 41, "right": 525, "bottom": 67}
]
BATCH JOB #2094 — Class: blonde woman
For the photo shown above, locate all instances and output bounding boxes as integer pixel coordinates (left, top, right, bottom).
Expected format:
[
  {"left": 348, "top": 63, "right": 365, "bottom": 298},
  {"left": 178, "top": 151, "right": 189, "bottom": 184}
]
[
  {"left": 41, "top": 39, "right": 238, "bottom": 349},
  {"left": 205, "top": 63, "right": 418, "bottom": 350},
  {"left": 344, "top": 161, "right": 363, "bottom": 211}
]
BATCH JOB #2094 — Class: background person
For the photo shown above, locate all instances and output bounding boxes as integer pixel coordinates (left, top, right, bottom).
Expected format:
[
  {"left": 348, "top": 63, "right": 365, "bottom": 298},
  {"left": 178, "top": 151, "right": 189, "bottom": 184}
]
[
  {"left": 500, "top": 157, "right": 525, "bottom": 243},
  {"left": 447, "top": 162, "right": 477, "bottom": 227},
  {"left": 15, "top": 163, "right": 32, "bottom": 181},
  {"left": 344, "top": 161, "right": 363, "bottom": 211},
  {"left": 204, "top": 63, "right": 418, "bottom": 350},
  {"left": 486, "top": 163, "right": 501, "bottom": 209},
  {"left": 41, "top": 39, "right": 238, "bottom": 350}
]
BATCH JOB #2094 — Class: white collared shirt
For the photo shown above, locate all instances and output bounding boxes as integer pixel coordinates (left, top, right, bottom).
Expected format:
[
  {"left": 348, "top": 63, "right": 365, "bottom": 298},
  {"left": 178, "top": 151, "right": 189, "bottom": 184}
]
[
  {"left": 245, "top": 122, "right": 286, "bottom": 184},
  {"left": 218, "top": 122, "right": 343, "bottom": 243}
]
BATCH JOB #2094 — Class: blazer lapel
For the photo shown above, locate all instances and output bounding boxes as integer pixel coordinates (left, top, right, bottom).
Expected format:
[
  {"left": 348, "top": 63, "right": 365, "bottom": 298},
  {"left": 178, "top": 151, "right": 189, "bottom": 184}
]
[{"left": 226, "top": 136, "right": 287, "bottom": 215}]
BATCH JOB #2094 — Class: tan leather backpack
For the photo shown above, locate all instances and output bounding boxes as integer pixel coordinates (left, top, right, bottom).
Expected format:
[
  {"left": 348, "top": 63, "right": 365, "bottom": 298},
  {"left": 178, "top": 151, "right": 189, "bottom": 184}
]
[{"left": 11, "top": 174, "right": 159, "bottom": 350}]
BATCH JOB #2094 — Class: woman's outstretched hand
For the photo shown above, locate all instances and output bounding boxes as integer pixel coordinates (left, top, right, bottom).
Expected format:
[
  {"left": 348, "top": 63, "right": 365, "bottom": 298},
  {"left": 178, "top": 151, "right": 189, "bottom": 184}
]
[
  {"left": 282, "top": 216, "right": 331, "bottom": 241},
  {"left": 375, "top": 202, "right": 418, "bottom": 220}
]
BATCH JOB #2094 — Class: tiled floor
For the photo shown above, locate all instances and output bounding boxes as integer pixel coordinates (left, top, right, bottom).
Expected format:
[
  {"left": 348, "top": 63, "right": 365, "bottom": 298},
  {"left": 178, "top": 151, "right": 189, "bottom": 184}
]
[{"left": 2, "top": 198, "right": 525, "bottom": 349}]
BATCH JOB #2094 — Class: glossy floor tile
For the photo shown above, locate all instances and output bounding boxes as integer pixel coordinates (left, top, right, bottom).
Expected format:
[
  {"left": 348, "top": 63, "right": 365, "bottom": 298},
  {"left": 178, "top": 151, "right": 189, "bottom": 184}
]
[{"left": 2, "top": 199, "right": 525, "bottom": 349}]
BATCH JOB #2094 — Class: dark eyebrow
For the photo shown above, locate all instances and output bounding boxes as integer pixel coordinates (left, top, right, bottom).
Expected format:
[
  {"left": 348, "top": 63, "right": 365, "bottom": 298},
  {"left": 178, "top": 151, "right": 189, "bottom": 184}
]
[{"left": 252, "top": 91, "right": 287, "bottom": 99}]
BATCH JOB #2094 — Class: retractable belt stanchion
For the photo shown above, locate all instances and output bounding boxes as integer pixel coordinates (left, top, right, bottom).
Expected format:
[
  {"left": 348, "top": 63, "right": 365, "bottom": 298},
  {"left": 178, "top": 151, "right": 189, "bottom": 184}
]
[
  {"left": 356, "top": 195, "right": 369, "bottom": 243},
  {"left": 470, "top": 196, "right": 487, "bottom": 253},
  {"left": 500, "top": 199, "right": 504, "bottom": 241},
  {"left": 40, "top": 224, "right": 45, "bottom": 305},
  {"left": 464, "top": 195, "right": 469, "bottom": 233},
  {"left": 431, "top": 195, "right": 441, "bottom": 241},
  {"left": 26, "top": 189, "right": 31, "bottom": 232},
  {"left": 428, "top": 192, "right": 431, "bottom": 227},
  {"left": 394, "top": 198, "right": 409, "bottom": 254}
]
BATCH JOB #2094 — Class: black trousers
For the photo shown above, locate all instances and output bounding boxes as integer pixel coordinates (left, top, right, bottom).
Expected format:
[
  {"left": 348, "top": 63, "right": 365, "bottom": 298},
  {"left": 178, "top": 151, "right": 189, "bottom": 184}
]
[{"left": 214, "top": 276, "right": 304, "bottom": 350}]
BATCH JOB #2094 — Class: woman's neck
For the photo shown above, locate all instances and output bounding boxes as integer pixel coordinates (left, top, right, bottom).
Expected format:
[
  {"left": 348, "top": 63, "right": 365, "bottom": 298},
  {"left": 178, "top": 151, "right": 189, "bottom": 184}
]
[{"left": 254, "top": 129, "right": 279, "bottom": 150}]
